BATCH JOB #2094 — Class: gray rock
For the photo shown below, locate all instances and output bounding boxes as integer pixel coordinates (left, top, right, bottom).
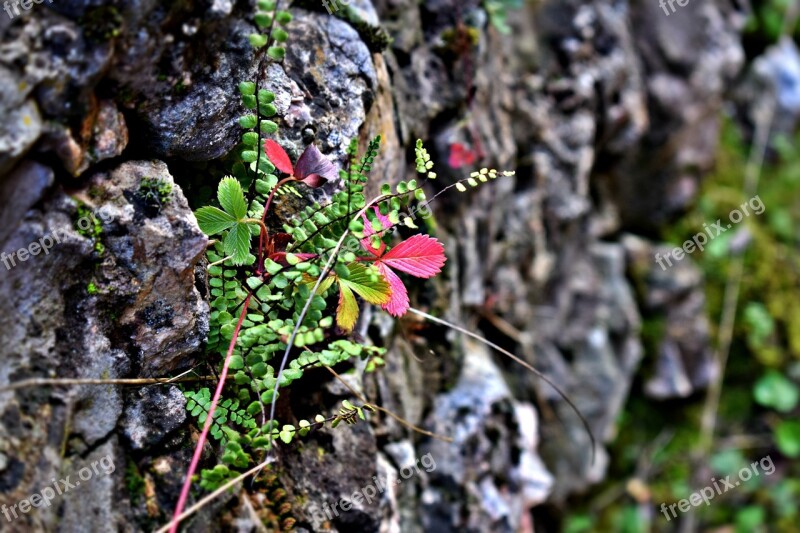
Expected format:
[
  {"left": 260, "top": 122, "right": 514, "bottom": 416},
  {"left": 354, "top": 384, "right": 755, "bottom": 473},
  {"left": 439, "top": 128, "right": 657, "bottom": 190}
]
[
  {"left": 0, "top": 100, "right": 42, "bottom": 176},
  {"left": 421, "top": 339, "right": 553, "bottom": 532},
  {"left": 0, "top": 158, "right": 206, "bottom": 529},
  {"left": 623, "top": 234, "right": 717, "bottom": 399},
  {"left": 0, "top": 160, "right": 54, "bottom": 245},
  {"left": 121, "top": 385, "right": 187, "bottom": 450}
]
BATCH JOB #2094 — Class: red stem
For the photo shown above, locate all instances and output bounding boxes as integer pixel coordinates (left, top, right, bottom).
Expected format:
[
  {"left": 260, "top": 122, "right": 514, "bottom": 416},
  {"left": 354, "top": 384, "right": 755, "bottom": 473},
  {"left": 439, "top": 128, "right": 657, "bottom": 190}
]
[
  {"left": 169, "top": 295, "right": 252, "bottom": 533},
  {"left": 256, "top": 176, "right": 298, "bottom": 275}
]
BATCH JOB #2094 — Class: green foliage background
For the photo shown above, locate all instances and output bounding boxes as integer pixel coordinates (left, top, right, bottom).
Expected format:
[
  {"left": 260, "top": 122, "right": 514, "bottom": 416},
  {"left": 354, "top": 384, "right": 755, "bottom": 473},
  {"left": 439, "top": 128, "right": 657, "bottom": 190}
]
[{"left": 564, "top": 120, "right": 800, "bottom": 532}]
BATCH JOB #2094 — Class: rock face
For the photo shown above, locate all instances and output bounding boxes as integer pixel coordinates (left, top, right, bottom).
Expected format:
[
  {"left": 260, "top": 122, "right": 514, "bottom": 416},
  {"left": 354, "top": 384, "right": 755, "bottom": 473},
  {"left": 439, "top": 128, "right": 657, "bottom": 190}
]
[
  {"left": 0, "top": 158, "right": 206, "bottom": 531},
  {"left": 0, "top": 0, "right": 746, "bottom": 531}
]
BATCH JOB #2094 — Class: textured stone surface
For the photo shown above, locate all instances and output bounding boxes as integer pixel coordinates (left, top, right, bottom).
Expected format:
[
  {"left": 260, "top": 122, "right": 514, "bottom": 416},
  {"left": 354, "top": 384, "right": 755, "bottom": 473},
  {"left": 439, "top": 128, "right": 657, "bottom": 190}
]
[
  {"left": 0, "top": 159, "right": 207, "bottom": 530},
  {"left": 0, "top": 0, "right": 749, "bottom": 531}
]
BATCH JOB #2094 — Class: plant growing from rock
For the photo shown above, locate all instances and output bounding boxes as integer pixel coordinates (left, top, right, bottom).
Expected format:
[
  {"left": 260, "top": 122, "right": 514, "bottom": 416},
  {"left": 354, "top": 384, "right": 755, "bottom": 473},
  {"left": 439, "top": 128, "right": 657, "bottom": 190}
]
[{"left": 164, "top": 3, "right": 544, "bottom": 531}]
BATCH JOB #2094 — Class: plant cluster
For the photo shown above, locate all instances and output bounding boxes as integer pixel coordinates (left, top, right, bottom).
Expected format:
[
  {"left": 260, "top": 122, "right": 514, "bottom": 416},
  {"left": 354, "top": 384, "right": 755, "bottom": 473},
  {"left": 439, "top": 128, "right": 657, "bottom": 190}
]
[{"left": 168, "top": 1, "right": 516, "bottom": 529}]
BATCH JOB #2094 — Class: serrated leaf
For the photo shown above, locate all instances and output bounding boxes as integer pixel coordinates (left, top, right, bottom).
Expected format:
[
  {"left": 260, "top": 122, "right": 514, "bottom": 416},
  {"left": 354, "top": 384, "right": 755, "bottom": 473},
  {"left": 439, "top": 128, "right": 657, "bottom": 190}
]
[
  {"left": 334, "top": 263, "right": 391, "bottom": 332},
  {"left": 224, "top": 223, "right": 253, "bottom": 265},
  {"left": 259, "top": 103, "right": 277, "bottom": 117},
  {"left": 380, "top": 234, "right": 446, "bottom": 278},
  {"left": 218, "top": 177, "right": 248, "bottom": 220},
  {"left": 242, "top": 132, "right": 259, "bottom": 146},
  {"left": 239, "top": 82, "right": 256, "bottom": 95},
  {"left": 195, "top": 207, "right": 237, "bottom": 235},
  {"left": 261, "top": 120, "right": 279, "bottom": 134}
]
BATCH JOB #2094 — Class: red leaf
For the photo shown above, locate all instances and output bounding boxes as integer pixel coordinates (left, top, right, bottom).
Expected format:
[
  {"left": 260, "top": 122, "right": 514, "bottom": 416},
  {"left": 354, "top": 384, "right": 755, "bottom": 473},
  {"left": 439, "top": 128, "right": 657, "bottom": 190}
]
[
  {"left": 270, "top": 233, "right": 292, "bottom": 253},
  {"left": 264, "top": 139, "right": 294, "bottom": 175},
  {"left": 376, "top": 263, "right": 409, "bottom": 317},
  {"left": 294, "top": 144, "right": 337, "bottom": 185},
  {"left": 378, "top": 234, "right": 446, "bottom": 278},
  {"left": 448, "top": 142, "right": 477, "bottom": 169}
]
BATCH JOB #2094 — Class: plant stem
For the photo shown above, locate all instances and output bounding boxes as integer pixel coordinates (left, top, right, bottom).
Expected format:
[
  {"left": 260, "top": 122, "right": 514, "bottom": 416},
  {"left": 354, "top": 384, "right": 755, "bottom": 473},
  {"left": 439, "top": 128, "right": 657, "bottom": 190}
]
[
  {"left": 322, "top": 365, "right": 452, "bottom": 442},
  {"left": 169, "top": 295, "right": 252, "bottom": 533},
  {"left": 256, "top": 177, "right": 298, "bottom": 274},
  {"left": 157, "top": 455, "right": 275, "bottom": 533},
  {"left": 0, "top": 375, "right": 212, "bottom": 392},
  {"left": 407, "top": 306, "right": 597, "bottom": 464},
  {"left": 266, "top": 194, "right": 391, "bottom": 449}
]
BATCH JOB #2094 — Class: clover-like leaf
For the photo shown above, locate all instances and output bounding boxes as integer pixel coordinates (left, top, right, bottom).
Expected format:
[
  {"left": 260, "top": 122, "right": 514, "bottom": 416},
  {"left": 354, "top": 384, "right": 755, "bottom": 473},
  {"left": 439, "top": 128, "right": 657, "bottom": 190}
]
[
  {"left": 224, "top": 223, "right": 253, "bottom": 265},
  {"left": 195, "top": 207, "right": 237, "bottom": 235},
  {"left": 335, "top": 263, "right": 391, "bottom": 332},
  {"left": 218, "top": 177, "right": 248, "bottom": 220}
]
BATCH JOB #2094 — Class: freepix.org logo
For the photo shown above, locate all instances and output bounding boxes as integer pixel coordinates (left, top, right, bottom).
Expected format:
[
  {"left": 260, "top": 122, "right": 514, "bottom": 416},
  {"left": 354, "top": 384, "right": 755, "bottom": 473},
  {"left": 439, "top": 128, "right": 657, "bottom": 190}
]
[
  {"left": 1, "top": 454, "right": 115, "bottom": 523},
  {"left": 3, "top": 0, "right": 53, "bottom": 20}
]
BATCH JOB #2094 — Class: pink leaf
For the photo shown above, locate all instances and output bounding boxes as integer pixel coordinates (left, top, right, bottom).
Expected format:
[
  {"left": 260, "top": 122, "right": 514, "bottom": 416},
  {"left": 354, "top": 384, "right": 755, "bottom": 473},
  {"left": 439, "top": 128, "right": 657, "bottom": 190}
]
[
  {"left": 301, "top": 174, "right": 327, "bottom": 188},
  {"left": 294, "top": 144, "right": 337, "bottom": 185},
  {"left": 378, "top": 234, "right": 446, "bottom": 278},
  {"left": 360, "top": 207, "right": 392, "bottom": 257},
  {"left": 264, "top": 139, "right": 294, "bottom": 175},
  {"left": 376, "top": 263, "right": 410, "bottom": 317}
]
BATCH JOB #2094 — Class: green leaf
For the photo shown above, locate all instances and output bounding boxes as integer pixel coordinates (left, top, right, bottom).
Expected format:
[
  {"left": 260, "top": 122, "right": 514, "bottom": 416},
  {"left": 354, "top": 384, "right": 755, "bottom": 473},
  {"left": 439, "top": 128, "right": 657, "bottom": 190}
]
[
  {"left": 267, "top": 46, "right": 286, "bottom": 61},
  {"left": 272, "top": 28, "right": 288, "bottom": 42},
  {"left": 241, "top": 150, "right": 259, "bottom": 163},
  {"left": 775, "top": 420, "right": 800, "bottom": 458},
  {"left": 239, "top": 115, "right": 257, "bottom": 129},
  {"left": 249, "top": 34, "right": 268, "bottom": 49},
  {"left": 256, "top": 175, "right": 278, "bottom": 195},
  {"left": 195, "top": 207, "right": 237, "bottom": 235},
  {"left": 239, "top": 82, "right": 256, "bottom": 96},
  {"left": 259, "top": 103, "right": 277, "bottom": 117},
  {"left": 276, "top": 11, "right": 292, "bottom": 25},
  {"left": 224, "top": 223, "right": 253, "bottom": 265},
  {"left": 254, "top": 13, "right": 272, "bottom": 28},
  {"left": 261, "top": 120, "right": 279, "bottom": 134},
  {"left": 753, "top": 371, "right": 799, "bottom": 413},
  {"left": 242, "top": 132, "right": 259, "bottom": 147},
  {"left": 279, "top": 425, "right": 295, "bottom": 444},
  {"left": 258, "top": 90, "right": 275, "bottom": 104},
  {"left": 283, "top": 368, "right": 302, "bottom": 381},
  {"left": 261, "top": 389, "right": 277, "bottom": 404},
  {"left": 335, "top": 263, "right": 391, "bottom": 332},
  {"left": 218, "top": 177, "right": 248, "bottom": 220},
  {"left": 251, "top": 363, "right": 269, "bottom": 378}
]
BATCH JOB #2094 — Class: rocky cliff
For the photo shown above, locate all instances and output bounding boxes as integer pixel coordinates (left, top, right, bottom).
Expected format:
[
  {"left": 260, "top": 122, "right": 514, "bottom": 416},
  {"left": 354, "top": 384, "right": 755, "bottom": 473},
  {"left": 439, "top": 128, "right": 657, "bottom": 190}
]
[{"left": 0, "top": 0, "right": 747, "bottom": 531}]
